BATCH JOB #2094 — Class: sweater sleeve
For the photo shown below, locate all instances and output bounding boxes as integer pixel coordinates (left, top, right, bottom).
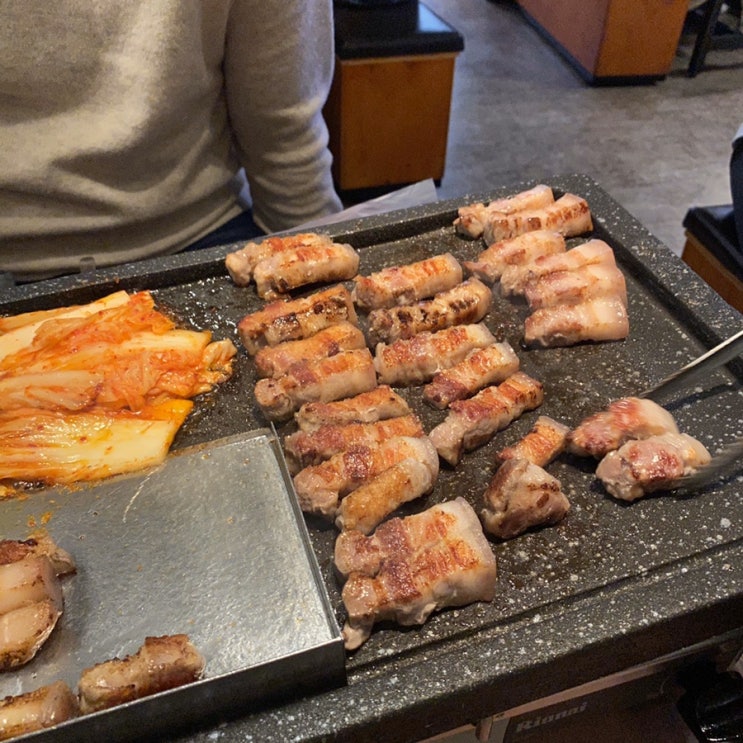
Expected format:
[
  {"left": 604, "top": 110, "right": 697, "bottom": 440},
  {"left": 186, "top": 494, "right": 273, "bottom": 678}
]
[{"left": 223, "top": 0, "right": 343, "bottom": 233}]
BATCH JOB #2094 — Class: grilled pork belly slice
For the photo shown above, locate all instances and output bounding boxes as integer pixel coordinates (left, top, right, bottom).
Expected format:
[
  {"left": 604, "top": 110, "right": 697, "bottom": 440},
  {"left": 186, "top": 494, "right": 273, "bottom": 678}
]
[
  {"left": 77, "top": 635, "right": 205, "bottom": 714},
  {"left": 463, "top": 230, "right": 566, "bottom": 284},
  {"left": 335, "top": 440, "right": 439, "bottom": 534},
  {"left": 569, "top": 397, "right": 679, "bottom": 459},
  {"left": 0, "top": 681, "right": 80, "bottom": 740},
  {"left": 0, "top": 535, "right": 76, "bottom": 577},
  {"left": 483, "top": 193, "right": 593, "bottom": 246},
  {"left": 596, "top": 433, "right": 711, "bottom": 502},
  {"left": 429, "top": 371, "right": 544, "bottom": 466},
  {"left": 237, "top": 285, "right": 358, "bottom": 355},
  {"left": 524, "top": 296, "right": 629, "bottom": 348},
  {"left": 454, "top": 184, "right": 555, "bottom": 239},
  {"left": 254, "top": 348, "right": 377, "bottom": 422},
  {"left": 253, "top": 241, "right": 360, "bottom": 300},
  {"left": 374, "top": 323, "right": 496, "bottom": 387},
  {"left": 336, "top": 498, "right": 497, "bottom": 650},
  {"left": 0, "top": 556, "right": 63, "bottom": 617},
  {"left": 524, "top": 263, "right": 627, "bottom": 310},
  {"left": 366, "top": 278, "right": 492, "bottom": 345},
  {"left": 254, "top": 322, "right": 366, "bottom": 379},
  {"left": 423, "top": 341, "right": 520, "bottom": 410},
  {"left": 495, "top": 415, "right": 569, "bottom": 467},
  {"left": 353, "top": 253, "right": 463, "bottom": 311},
  {"left": 481, "top": 459, "right": 570, "bottom": 539},
  {"left": 0, "top": 599, "right": 62, "bottom": 672},
  {"left": 293, "top": 435, "right": 435, "bottom": 519}
]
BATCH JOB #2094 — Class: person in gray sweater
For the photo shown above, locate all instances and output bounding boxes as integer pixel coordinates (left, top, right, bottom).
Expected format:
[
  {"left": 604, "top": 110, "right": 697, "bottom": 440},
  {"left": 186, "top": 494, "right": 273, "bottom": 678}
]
[{"left": 0, "top": 0, "right": 343, "bottom": 281}]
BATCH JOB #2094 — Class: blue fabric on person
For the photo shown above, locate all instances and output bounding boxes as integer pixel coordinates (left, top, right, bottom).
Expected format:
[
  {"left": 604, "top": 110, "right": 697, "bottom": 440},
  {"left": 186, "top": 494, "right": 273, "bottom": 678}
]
[{"left": 181, "top": 210, "right": 266, "bottom": 252}]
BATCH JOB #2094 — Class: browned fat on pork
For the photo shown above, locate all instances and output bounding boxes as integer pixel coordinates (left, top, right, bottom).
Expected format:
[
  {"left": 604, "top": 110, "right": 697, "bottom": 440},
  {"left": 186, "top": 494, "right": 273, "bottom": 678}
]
[
  {"left": 429, "top": 371, "right": 544, "bottom": 466},
  {"left": 524, "top": 262, "right": 627, "bottom": 310},
  {"left": 523, "top": 295, "right": 629, "bottom": 348},
  {"left": 294, "top": 385, "right": 411, "bottom": 432},
  {"left": 366, "top": 277, "right": 492, "bottom": 345},
  {"left": 596, "top": 432, "right": 711, "bottom": 502},
  {"left": 237, "top": 284, "right": 358, "bottom": 355},
  {"left": 481, "top": 458, "right": 570, "bottom": 540},
  {"left": 374, "top": 323, "right": 496, "bottom": 387},
  {"left": 454, "top": 184, "right": 555, "bottom": 239},
  {"left": 283, "top": 413, "right": 425, "bottom": 473},
  {"left": 569, "top": 397, "right": 679, "bottom": 459},
  {"left": 463, "top": 230, "right": 566, "bottom": 284},
  {"left": 423, "top": 341, "right": 520, "bottom": 410},
  {"left": 254, "top": 348, "right": 377, "bottom": 422},
  {"left": 0, "top": 681, "right": 80, "bottom": 740},
  {"left": 335, "top": 497, "right": 497, "bottom": 650},
  {"left": 495, "top": 415, "right": 569, "bottom": 467},
  {"left": 482, "top": 193, "right": 593, "bottom": 246},
  {"left": 0, "top": 534, "right": 76, "bottom": 577},
  {"left": 254, "top": 321, "right": 366, "bottom": 379},
  {"left": 352, "top": 253, "right": 463, "bottom": 311}
]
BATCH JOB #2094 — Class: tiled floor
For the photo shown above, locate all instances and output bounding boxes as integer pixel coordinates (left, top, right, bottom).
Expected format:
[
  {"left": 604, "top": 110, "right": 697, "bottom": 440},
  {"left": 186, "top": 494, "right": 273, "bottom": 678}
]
[{"left": 423, "top": 0, "right": 743, "bottom": 257}]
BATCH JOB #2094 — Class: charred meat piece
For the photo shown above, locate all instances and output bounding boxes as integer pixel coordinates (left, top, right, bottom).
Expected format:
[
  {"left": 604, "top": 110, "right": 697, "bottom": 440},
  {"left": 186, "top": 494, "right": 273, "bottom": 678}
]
[
  {"left": 294, "top": 385, "right": 411, "bottom": 432},
  {"left": 569, "top": 397, "right": 679, "bottom": 459},
  {"left": 77, "top": 635, "right": 205, "bottom": 714},
  {"left": 237, "top": 285, "right": 358, "bottom": 355},
  {"left": 429, "top": 372, "right": 544, "bottom": 466},
  {"left": 524, "top": 262, "right": 627, "bottom": 310},
  {"left": 0, "top": 599, "right": 62, "bottom": 673},
  {"left": 495, "top": 415, "right": 569, "bottom": 467},
  {"left": 353, "top": 253, "right": 463, "bottom": 311},
  {"left": 0, "top": 681, "right": 80, "bottom": 741},
  {"left": 596, "top": 432, "right": 711, "bottom": 502},
  {"left": 374, "top": 323, "right": 496, "bottom": 387},
  {"left": 366, "top": 278, "right": 492, "bottom": 345},
  {"left": 481, "top": 458, "right": 570, "bottom": 539},
  {"left": 254, "top": 348, "right": 377, "bottom": 422},
  {"left": 423, "top": 341, "right": 520, "bottom": 410},
  {"left": 0, "top": 534, "right": 76, "bottom": 577},
  {"left": 335, "top": 498, "right": 497, "bottom": 650}
]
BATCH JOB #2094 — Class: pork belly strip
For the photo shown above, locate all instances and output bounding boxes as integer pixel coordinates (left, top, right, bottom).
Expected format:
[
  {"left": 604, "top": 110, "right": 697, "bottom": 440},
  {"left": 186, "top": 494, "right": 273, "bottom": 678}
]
[
  {"left": 495, "top": 415, "right": 569, "bottom": 467},
  {"left": 374, "top": 323, "right": 496, "bottom": 387},
  {"left": 429, "top": 371, "right": 544, "bottom": 466},
  {"left": 366, "top": 277, "right": 492, "bottom": 345},
  {"left": 454, "top": 184, "right": 555, "bottom": 239},
  {"left": 523, "top": 295, "right": 629, "bottom": 348},
  {"left": 423, "top": 341, "right": 520, "bottom": 410},
  {"left": 481, "top": 458, "right": 570, "bottom": 540},
  {"left": 0, "top": 599, "right": 62, "bottom": 672},
  {"left": 352, "top": 253, "right": 463, "bottom": 311},
  {"left": 293, "top": 435, "right": 435, "bottom": 519},
  {"left": 568, "top": 397, "right": 679, "bottom": 459},
  {"left": 524, "top": 263, "right": 627, "bottom": 310},
  {"left": 254, "top": 241, "right": 360, "bottom": 300},
  {"left": 237, "top": 284, "right": 358, "bottom": 355},
  {"left": 336, "top": 497, "right": 497, "bottom": 650},
  {"left": 0, "top": 534, "right": 76, "bottom": 577},
  {"left": 335, "top": 453, "right": 439, "bottom": 535},
  {"left": 294, "top": 385, "right": 411, "bottom": 432},
  {"left": 225, "top": 233, "right": 333, "bottom": 286},
  {"left": 254, "top": 348, "right": 377, "bottom": 422},
  {"left": 253, "top": 321, "right": 366, "bottom": 379},
  {"left": 500, "top": 239, "right": 616, "bottom": 298},
  {"left": 482, "top": 193, "right": 593, "bottom": 246},
  {"left": 463, "top": 230, "right": 566, "bottom": 284},
  {"left": 77, "top": 635, "right": 205, "bottom": 714},
  {"left": 0, "top": 681, "right": 80, "bottom": 740},
  {"left": 596, "top": 432, "right": 711, "bottom": 502},
  {"left": 283, "top": 413, "right": 425, "bottom": 473}
]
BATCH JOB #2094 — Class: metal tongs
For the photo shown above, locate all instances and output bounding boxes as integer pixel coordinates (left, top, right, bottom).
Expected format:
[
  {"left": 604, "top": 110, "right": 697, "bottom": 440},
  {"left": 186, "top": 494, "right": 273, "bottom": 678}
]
[{"left": 639, "top": 328, "right": 743, "bottom": 492}]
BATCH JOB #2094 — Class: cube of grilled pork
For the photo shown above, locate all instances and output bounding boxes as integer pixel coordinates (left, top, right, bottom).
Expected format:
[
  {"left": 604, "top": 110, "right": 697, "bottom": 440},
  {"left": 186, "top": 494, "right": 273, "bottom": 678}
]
[
  {"left": 423, "top": 341, "right": 520, "bottom": 410},
  {"left": 429, "top": 372, "right": 544, "bottom": 466},
  {"left": 481, "top": 459, "right": 570, "bottom": 539},
  {"left": 254, "top": 348, "right": 377, "bottom": 422},
  {"left": 596, "top": 432, "right": 711, "bottom": 502},
  {"left": 374, "top": 323, "right": 496, "bottom": 387},
  {"left": 482, "top": 193, "right": 593, "bottom": 246},
  {"left": 454, "top": 184, "right": 555, "bottom": 239},
  {"left": 569, "top": 397, "right": 679, "bottom": 459},
  {"left": 0, "top": 681, "right": 80, "bottom": 741},
  {"left": 77, "top": 635, "right": 205, "bottom": 714},
  {"left": 366, "top": 278, "right": 492, "bottom": 345},
  {"left": 495, "top": 415, "right": 569, "bottom": 467},
  {"left": 463, "top": 230, "right": 566, "bottom": 284},
  {"left": 294, "top": 385, "right": 411, "bottom": 432},
  {"left": 524, "top": 263, "right": 627, "bottom": 310},
  {"left": 353, "top": 253, "right": 463, "bottom": 311},
  {"left": 335, "top": 498, "right": 497, "bottom": 650}
]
